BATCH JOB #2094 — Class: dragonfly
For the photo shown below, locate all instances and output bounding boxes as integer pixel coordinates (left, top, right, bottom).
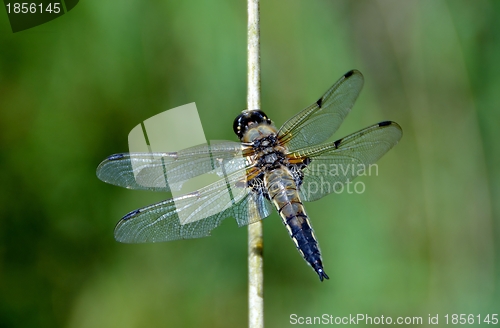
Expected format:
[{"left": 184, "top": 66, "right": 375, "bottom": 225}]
[{"left": 96, "top": 70, "right": 402, "bottom": 281}]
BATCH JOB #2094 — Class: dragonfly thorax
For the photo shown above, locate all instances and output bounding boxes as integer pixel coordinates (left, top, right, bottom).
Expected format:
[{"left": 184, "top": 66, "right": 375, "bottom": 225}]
[{"left": 252, "top": 134, "right": 288, "bottom": 170}]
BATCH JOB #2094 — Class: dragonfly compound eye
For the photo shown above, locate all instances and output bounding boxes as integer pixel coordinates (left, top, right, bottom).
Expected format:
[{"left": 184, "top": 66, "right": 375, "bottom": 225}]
[{"left": 233, "top": 110, "right": 271, "bottom": 140}]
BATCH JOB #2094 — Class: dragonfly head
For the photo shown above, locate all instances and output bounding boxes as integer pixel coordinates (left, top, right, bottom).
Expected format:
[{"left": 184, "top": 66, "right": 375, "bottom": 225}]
[{"left": 233, "top": 110, "right": 274, "bottom": 141}]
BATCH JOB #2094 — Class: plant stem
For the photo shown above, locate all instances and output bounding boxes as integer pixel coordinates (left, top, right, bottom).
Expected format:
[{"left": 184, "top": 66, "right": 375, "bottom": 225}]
[{"left": 247, "top": 0, "right": 263, "bottom": 327}]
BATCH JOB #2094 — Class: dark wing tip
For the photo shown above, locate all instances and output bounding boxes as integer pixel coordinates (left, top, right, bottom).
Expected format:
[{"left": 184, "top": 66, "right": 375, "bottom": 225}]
[
  {"left": 378, "top": 120, "right": 392, "bottom": 127},
  {"left": 378, "top": 121, "right": 403, "bottom": 135},
  {"left": 344, "top": 70, "right": 355, "bottom": 78},
  {"left": 108, "top": 153, "right": 126, "bottom": 160},
  {"left": 114, "top": 209, "right": 142, "bottom": 243},
  {"left": 122, "top": 209, "right": 141, "bottom": 221},
  {"left": 344, "top": 69, "right": 362, "bottom": 79},
  {"left": 96, "top": 153, "right": 126, "bottom": 176}
]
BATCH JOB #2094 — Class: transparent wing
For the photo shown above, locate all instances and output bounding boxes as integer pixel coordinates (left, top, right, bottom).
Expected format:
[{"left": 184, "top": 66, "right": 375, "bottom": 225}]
[
  {"left": 114, "top": 168, "right": 273, "bottom": 243},
  {"left": 278, "top": 70, "right": 364, "bottom": 152},
  {"left": 96, "top": 141, "right": 247, "bottom": 192},
  {"left": 288, "top": 121, "right": 402, "bottom": 202}
]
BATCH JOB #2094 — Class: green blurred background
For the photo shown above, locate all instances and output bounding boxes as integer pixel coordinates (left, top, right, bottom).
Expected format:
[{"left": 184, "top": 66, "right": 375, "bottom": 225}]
[{"left": 1, "top": 0, "right": 499, "bottom": 327}]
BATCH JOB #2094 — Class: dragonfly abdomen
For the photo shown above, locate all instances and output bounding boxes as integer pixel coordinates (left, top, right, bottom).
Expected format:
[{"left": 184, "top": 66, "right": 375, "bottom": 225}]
[{"left": 264, "top": 168, "right": 329, "bottom": 281}]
